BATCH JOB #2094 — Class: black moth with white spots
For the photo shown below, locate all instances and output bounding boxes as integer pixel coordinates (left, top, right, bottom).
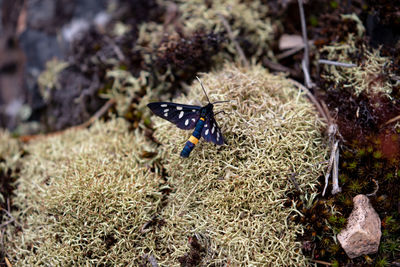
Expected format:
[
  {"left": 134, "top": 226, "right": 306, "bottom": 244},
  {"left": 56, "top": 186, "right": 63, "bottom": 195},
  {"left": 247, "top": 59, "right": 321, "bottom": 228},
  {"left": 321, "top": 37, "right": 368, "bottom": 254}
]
[{"left": 147, "top": 102, "right": 224, "bottom": 145}]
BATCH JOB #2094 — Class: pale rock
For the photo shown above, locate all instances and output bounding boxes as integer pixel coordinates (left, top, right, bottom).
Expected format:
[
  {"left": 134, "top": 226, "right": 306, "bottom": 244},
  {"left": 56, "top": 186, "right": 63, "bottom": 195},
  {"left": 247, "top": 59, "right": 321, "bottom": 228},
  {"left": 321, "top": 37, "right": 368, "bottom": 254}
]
[{"left": 337, "top": 194, "right": 381, "bottom": 259}]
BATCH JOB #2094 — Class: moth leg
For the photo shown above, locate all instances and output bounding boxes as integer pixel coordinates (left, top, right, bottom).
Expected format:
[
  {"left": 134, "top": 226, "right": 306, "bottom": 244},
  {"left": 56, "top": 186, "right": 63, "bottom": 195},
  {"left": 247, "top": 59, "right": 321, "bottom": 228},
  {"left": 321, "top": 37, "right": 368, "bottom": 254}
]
[{"left": 214, "top": 110, "right": 227, "bottom": 116}]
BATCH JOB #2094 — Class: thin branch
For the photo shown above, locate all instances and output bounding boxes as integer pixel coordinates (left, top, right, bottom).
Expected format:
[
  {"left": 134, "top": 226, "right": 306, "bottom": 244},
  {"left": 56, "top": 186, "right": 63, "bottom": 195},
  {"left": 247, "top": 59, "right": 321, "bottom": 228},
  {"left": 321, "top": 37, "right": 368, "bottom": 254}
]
[
  {"left": 318, "top": 59, "right": 357, "bottom": 68},
  {"left": 218, "top": 13, "right": 249, "bottom": 68},
  {"left": 19, "top": 98, "right": 116, "bottom": 142},
  {"left": 289, "top": 160, "right": 329, "bottom": 192},
  {"left": 310, "top": 259, "right": 332, "bottom": 266},
  {"left": 331, "top": 145, "right": 341, "bottom": 195},
  {"left": 302, "top": 59, "right": 313, "bottom": 88},
  {"left": 366, "top": 179, "right": 379, "bottom": 197},
  {"left": 298, "top": 0, "right": 312, "bottom": 88},
  {"left": 322, "top": 140, "right": 338, "bottom": 196},
  {"left": 5, "top": 257, "right": 12, "bottom": 267},
  {"left": 276, "top": 40, "right": 314, "bottom": 60},
  {"left": 263, "top": 59, "right": 298, "bottom": 77},
  {"left": 0, "top": 207, "right": 21, "bottom": 228},
  {"left": 288, "top": 79, "right": 328, "bottom": 123},
  {"left": 277, "top": 45, "right": 304, "bottom": 60},
  {"left": 382, "top": 114, "right": 400, "bottom": 127}
]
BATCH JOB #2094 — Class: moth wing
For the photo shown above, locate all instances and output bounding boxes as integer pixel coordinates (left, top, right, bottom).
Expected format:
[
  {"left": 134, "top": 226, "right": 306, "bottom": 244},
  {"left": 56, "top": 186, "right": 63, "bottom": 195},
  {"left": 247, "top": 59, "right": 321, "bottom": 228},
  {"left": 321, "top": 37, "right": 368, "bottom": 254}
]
[
  {"left": 201, "top": 115, "right": 224, "bottom": 145},
  {"left": 147, "top": 102, "right": 201, "bottom": 130}
]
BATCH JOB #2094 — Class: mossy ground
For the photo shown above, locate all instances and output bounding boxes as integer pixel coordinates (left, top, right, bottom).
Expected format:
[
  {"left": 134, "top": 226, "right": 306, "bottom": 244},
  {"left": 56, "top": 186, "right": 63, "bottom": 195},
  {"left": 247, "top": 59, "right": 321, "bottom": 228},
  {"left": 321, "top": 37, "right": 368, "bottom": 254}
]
[
  {"left": 3, "top": 1, "right": 399, "bottom": 266},
  {"left": 4, "top": 64, "right": 329, "bottom": 265},
  {"left": 5, "top": 119, "right": 165, "bottom": 265},
  {"left": 301, "top": 13, "right": 400, "bottom": 265},
  {"left": 149, "top": 64, "right": 328, "bottom": 265}
]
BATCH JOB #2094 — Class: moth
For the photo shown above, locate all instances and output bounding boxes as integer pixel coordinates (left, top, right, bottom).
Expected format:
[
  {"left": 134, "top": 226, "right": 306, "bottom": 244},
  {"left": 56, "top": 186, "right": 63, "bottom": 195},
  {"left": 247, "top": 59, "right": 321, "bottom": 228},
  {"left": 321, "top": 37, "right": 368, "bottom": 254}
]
[{"left": 147, "top": 77, "right": 228, "bottom": 158}]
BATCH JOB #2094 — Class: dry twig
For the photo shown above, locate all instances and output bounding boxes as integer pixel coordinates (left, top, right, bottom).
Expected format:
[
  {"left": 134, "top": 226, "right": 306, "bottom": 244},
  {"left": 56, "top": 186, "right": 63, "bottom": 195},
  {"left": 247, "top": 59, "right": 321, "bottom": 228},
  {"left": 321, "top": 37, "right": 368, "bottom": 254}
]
[
  {"left": 366, "top": 179, "right": 379, "bottom": 197},
  {"left": 297, "top": 0, "right": 312, "bottom": 88},
  {"left": 19, "top": 98, "right": 116, "bottom": 142},
  {"left": 382, "top": 114, "right": 400, "bottom": 127},
  {"left": 288, "top": 80, "right": 342, "bottom": 197},
  {"left": 318, "top": 59, "right": 357, "bottom": 68}
]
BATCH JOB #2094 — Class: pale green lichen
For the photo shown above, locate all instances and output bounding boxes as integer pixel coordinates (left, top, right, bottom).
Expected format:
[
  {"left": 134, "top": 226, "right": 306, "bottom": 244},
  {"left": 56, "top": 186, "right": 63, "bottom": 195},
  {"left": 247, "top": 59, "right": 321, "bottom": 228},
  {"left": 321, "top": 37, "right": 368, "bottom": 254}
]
[
  {"left": 137, "top": 0, "right": 276, "bottom": 60},
  {"left": 320, "top": 33, "right": 393, "bottom": 97},
  {"left": 177, "top": 0, "right": 276, "bottom": 58},
  {"left": 37, "top": 58, "right": 69, "bottom": 102},
  {"left": 6, "top": 119, "right": 163, "bottom": 266},
  {"left": 0, "top": 130, "right": 21, "bottom": 203},
  {"left": 6, "top": 64, "right": 329, "bottom": 266},
  {"left": 0, "top": 130, "right": 20, "bottom": 169},
  {"left": 340, "top": 14, "right": 365, "bottom": 37},
  {"left": 148, "top": 64, "right": 328, "bottom": 265}
]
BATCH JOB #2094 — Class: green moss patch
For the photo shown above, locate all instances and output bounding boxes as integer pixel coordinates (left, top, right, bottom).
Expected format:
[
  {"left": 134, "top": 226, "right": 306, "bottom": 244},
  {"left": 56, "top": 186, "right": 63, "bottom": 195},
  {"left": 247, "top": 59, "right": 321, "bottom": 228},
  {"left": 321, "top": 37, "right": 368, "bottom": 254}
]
[
  {"left": 6, "top": 64, "right": 329, "bottom": 266},
  {"left": 320, "top": 34, "right": 393, "bottom": 98},
  {"left": 149, "top": 64, "right": 328, "bottom": 265},
  {"left": 6, "top": 119, "right": 163, "bottom": 265}
]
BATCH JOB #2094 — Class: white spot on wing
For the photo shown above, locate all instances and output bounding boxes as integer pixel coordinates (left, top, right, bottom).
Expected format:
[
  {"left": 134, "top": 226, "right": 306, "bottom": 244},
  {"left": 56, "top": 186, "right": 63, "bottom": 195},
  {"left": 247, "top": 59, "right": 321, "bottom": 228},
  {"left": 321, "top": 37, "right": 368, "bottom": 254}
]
[
  {"left": 185, "top": 119, "right": 189, "bottom": 126},
  {"left": 176, "top": 106, "right": 183, "bottom": 110},
  {"left": 205, "top": 129, "right": 209, "bottom": 135},
  {"left": 217, "top": 132, "right": 220, "bottom": 139},
  {"left": 205, "top": 124, "right": 208, "bottom": 127},
  {"left": 164, "top": 109, "right": 169, "bottom": 113},
  {"left": 161, "top": 104, "right": 167, "bottom": 107},
  {"left": 192, "top": 118, "right": 195, "bottom": 122},
  {"left": 179, "top": 111, "right": 184, "bottom": 118},
  {"left": 164, "top": 113, "right": 168, "bottom": 117},
  {"left": 211, "top": 125, "right": 215, "bottom": 134},
  {"left": 192, "top": 109, "right": 196, "bottom": 112}
]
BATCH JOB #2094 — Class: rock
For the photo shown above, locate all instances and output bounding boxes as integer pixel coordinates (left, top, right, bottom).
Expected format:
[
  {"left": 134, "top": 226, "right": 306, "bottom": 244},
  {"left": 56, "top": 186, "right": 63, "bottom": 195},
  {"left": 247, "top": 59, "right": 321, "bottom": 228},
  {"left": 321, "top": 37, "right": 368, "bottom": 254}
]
[{"left": 337, "top": 194, "right": 381, "bottom": 259}]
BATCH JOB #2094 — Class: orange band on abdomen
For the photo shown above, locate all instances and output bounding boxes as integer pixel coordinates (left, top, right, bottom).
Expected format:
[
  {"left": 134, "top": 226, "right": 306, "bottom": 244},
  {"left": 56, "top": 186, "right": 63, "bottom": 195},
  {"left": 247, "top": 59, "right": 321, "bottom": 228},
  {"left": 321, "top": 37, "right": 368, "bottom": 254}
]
[{"left": 188, "top": 135, "right": 199, "bottom": 145}]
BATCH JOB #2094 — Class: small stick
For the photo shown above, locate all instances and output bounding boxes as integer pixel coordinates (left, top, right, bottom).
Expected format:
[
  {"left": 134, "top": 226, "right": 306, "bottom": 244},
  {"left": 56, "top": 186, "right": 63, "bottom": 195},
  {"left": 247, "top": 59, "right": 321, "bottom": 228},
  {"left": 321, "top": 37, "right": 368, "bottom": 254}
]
[
  {"left": 218, "top": 13, "right": 249, "bottom": 68},
  {"left": 5, "top": 257, "right": 12, "bottom": 267},
  {"left": 366, "top": 179, "right": 379, "bottom": 197},
  {"left": 302, "top": 59, "right": 313, "bottom": 88},
  {"left": 310, "top": 259, "right": 332, "bottom": 266},
  {"left": 297, "top": 0, "right": 312, "bottom": 88},
  {"left": 382, "top": 114, "right": 400, "bottom": 127},
  {"left": 277, "top": 45, "right": 305, "bottom": 60},
  {"left": 19, "top": 99, "right": 116, "bottom": 142},
  {"left": 331, "top": 145, "right": 341, "bottom": 195},
  {"left": 288, "top": 79, "right": 328, "bottom": 123},
  {"left": 318, "top": 59, "right": 356, "bottom": 68},
  {"left": 322, "top": 140, "right": 338, "bottom": 196},
  {"left": 276, "top": 40, "right": 314, "bottom": 60},
  {"left": 0, "top": 206, "right": 21, "bottom": 228}
]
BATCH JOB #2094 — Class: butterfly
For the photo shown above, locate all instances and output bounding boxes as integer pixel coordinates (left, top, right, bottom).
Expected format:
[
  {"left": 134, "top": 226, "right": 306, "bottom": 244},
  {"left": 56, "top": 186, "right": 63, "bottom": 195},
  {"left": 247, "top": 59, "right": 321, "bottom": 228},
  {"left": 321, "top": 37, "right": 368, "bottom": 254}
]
[{"left": 147, "top": 77, "right": 228, "bottom": 158}]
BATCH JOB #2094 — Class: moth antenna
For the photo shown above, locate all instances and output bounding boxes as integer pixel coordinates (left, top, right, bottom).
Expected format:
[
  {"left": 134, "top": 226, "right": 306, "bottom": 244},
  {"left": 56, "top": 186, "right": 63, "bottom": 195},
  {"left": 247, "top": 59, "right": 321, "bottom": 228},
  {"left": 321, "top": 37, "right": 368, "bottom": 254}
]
[
  {"left": 212, "top": 100, "right": 231, "bottom": 105},
  {"left": 196, "top": 76, "right": 210, "bottom": 103}
]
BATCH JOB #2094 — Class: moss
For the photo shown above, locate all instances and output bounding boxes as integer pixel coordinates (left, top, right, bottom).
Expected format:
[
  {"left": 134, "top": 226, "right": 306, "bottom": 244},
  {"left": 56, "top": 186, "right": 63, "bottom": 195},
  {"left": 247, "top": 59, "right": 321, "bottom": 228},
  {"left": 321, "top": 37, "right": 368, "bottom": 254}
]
[
  {"left": 6, "top": 119, "right": 164, "bottom": 265},
  {"left": 37, "top": 58, "right": 69, "bottom": 102},
  {"left": 0, "top": 130, "right": 21, "bottom": 172},
  {"left": 177, "top": 0, "right": 276, "bottom": 59},
  {"left": 0, "top": 130, "right": 22, "bottom": 225},
  {"left": 320, "top": 34, "right": 393, "bottom": 98},
  {"left": 149, "top": 64, "right": 328, "bottom": 265}
]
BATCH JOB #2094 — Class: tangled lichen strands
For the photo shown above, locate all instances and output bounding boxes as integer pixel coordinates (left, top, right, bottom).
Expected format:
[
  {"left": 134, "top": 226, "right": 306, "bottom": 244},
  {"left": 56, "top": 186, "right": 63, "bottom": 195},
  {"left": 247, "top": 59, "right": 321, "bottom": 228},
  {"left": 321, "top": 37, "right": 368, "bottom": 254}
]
[{"left": 151, "top": 63, "right": 328, "bottom": 265}]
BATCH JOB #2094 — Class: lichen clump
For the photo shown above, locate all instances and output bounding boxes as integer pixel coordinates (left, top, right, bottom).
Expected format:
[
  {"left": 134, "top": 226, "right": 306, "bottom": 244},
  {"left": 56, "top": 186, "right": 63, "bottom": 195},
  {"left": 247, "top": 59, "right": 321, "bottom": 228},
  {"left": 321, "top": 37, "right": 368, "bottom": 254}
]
[
  {"left": 6, "top": 119, "right": 162, "bottom": 265},
  {"left": 320, "top": 34, "right": 393, "bottom": 97},
  {"left": 149, "top": 64, "right": 328, "bottom": 265}
]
